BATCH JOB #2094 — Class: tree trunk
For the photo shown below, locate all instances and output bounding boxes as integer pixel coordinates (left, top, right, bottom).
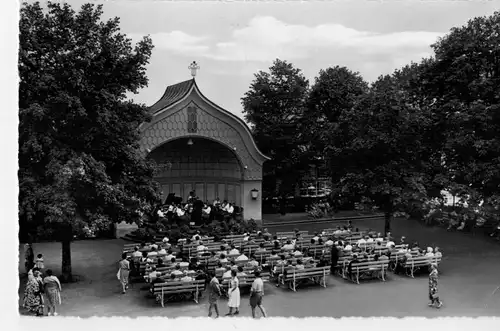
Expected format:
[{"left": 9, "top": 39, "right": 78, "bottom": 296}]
[
  {"left": 384, "top": 211, "right": 392, "bottom": 237},
  {"left": 279, "top": 197, "right": 287, "bottom": 216},
  {"left": 61, "top": 240, "right": 72, "bottom": 282}
]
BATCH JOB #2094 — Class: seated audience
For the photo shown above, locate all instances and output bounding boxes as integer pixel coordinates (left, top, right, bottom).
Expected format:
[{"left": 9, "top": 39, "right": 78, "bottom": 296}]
[{"left": 171, "top": 264, "right": 184, "bottom": 276}]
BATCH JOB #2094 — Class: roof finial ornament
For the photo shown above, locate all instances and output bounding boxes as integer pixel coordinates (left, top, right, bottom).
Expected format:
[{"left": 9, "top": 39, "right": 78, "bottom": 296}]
[{"left": 188, "top": 61, "right": 200, "bottom": 78}]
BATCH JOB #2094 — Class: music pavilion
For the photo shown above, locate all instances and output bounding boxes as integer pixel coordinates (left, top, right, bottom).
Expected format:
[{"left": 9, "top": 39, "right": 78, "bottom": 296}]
[{"left": 138, "top": 63, "right": 269, "bottom": 226}]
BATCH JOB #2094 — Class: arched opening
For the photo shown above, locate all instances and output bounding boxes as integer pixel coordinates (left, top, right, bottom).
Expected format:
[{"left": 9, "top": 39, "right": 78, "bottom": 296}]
[{"left": 147, "top": 137, "right": 243, "bottom": 206}]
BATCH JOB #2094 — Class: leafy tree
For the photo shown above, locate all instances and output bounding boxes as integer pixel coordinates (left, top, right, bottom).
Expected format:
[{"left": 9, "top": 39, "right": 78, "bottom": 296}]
[
  {"left": 19, "top": 1, "right": 160, "bottom": 281},
  {"left": 304, "top": 66, "right": 369, "bottom": 195},
  {"left": 325, "top": 72, "right": 435, "bottom": 235},
  {"left": 421, "top": 11, "right": 500, "bottom": 209},
  {"left": 242, "top": 59, "right": 309, "bottom": 214}
]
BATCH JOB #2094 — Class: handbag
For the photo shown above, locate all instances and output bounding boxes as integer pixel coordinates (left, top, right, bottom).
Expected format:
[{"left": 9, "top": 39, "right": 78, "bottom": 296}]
[{"left": 116, "top": 269, "right": 121, "bottom": 280}]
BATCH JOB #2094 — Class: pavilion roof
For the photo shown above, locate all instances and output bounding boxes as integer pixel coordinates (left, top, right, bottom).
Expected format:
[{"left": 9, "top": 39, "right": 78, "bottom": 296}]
[{"left": 149, "top": 79, "right": 195, "bottom": 114}]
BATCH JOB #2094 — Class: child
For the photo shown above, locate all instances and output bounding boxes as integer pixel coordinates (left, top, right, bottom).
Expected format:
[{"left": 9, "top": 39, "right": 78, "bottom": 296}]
[{"left": 35, "top": 254, "right": 44, "bottom": 270}]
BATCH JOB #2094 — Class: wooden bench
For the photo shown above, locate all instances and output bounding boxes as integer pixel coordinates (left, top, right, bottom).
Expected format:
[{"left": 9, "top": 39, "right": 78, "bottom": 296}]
[
  {"left": 404, "top": 256, "right": 442, "bottom": 278},
  {"left": 345, "top": 260, "right": 390, "bottom": 284},
  {"left": 283, "top": 266, "right": 331, "bottom": 291},
  {"left": 123, "top": 242, "right": 164, "bottom": 253},
  {"left": 221, "top": 272, "right": 270, "bottom": 292},
  {"left": 254, "top": 251, "right": 272, "bottom": 265},
  {"left": 276, "top": 231, "right": 308, "bottom": 239},
  {"left": 152, "top": 280, "right": 206, "bottom": 307}
]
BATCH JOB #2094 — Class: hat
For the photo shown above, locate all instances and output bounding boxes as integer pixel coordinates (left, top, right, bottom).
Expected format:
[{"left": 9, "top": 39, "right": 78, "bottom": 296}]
[{"left": 162, "top": 237, "right": 169, "bottom": 243}]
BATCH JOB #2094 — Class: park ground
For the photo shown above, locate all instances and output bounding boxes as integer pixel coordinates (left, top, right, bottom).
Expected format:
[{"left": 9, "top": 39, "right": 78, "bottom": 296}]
[{"left": 18, "top": 214, "right": 500, "bottom": 318}]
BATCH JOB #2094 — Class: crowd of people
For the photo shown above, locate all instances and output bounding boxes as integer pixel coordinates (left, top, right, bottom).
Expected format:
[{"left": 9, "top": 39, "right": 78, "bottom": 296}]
[
  {"left": 120, "top": 224, "right": 445, "bottom": 316},
  {"left": 22, "top": 243, "right": 62, "bottom": 317},
  {"left": 157, "top": 191, "right": 237, "bottom": 225}
]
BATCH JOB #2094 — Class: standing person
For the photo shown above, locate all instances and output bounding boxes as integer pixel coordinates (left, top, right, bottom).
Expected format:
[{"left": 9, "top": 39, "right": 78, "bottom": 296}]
[
  {"left": 226, "top": 269, "right": 240, "bottom": 316},
  {"left": 43, "top": 269, "right": 62, "bottom": 316},
  {"left": 117, "top": 253, "right": 130, "bottom": 294},
  {"left": 428, "top": 263, "right": 443, "bottom": 308},
  {"left": 330, "top": 244, "right": 339, "bottom": 274},
  {"left": 35, "top": 253, "right": 44, "bottom": 270},
  {"left": 208, "top": 272, "right": 222, "bottom": 318},
  {"left": 22, "top": 269, "right": 44, "bottom": 316},
  {"left": 24, "top": 243, "right": 34, "bottom": 274},
  {"left": 249, "top": 271, "right": 267, "bottom": 318}
]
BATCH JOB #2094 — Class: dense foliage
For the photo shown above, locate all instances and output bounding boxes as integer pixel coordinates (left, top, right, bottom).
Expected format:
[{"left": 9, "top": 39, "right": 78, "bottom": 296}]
[
  {"left": 243, "top": 11, "right": 500, "bottom": 233},
  {"left": 19, "top": 1, "right": 160, "bottom": 280}
]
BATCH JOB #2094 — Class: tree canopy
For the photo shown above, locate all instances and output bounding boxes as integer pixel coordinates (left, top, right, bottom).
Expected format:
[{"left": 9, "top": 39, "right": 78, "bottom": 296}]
[
  {"left": 241, "top": 59, "right": 310, "bottom": 209},
  {"left": 19, "top": 1, "right": 159, "bottom": 280}
]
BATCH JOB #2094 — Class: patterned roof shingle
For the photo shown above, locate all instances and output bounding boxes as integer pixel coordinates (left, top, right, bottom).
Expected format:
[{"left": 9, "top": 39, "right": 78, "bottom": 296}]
[{"left": 149, "top": 79, "right": 195, "bottom": 114}]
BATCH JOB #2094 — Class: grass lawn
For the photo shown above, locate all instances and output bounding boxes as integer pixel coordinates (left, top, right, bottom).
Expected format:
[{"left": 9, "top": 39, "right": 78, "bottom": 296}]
[{"left": 18, "top": 215, "right": 500, "bottom": 318}]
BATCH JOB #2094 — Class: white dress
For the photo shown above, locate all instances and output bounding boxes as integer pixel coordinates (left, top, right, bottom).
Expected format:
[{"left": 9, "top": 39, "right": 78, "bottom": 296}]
[{"left": 227, "top": 277, "right": 240, "bottom": 308}]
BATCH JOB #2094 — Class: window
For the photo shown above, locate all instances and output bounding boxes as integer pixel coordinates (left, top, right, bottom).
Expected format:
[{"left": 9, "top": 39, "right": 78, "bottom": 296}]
[{"left": 187, "top": 106, "right": 198, "bottom": 133}]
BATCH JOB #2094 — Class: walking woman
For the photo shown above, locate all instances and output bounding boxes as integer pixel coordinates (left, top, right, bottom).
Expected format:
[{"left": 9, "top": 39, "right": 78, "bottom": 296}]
[
  {"left": 117, "top": 253, "right": 131, "bottom": 294},
  {"left": 428, "top": 263, "right": 443, "bottom": 308},
  {"left": 43, "top": 269, "right": 62, "bottom": 316},
  {"left": 226, "top": 269, "right": 240, "bottom": 316},
  {"left": 22, "top": 269, "right": 44, "bottom": 316}
]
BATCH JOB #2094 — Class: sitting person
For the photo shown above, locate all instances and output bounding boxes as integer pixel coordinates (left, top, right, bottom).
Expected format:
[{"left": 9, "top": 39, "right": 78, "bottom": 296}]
[
  {"left": 343, "top": 242, "right": 353, "bottom": 252},
  {"left": 181, "top": 272, "right": 194, "bottom": 282},
  {"left": 434, "top": 247, "right": 442, "bottom": 258},
  {"left": 171, "top": 264, "right": 184, "bottom": 276},
  {"left": 256, "top": 243, "right": 267, "bottom": 253},
  {"left": 156, "top": 258, "right": 166, "bottom": 268},
  {"left": 150, "top": 242, "right": 159, "bottom": 250},
  {"left": 325, "top": 237, "right": 334, "bottom": 247},
  {"left": 140, "top": 251, "right": 153, "bottom": 264},
  {"left": 215, "top": 262, "right": 226, "bottom": 277},
  {"left": 196, "top": 241, "right": 207, "bottom": 252},
  {"left": 236, "top": 252, "right": 248, "bottom": 261},
  {"left": 217, "top": 245, "right": 228, "bottom": 257},
  {"left": 229, "top": 244, "right": 240, "bottom": 255},
  {"left": 147, "top": 247, "right": 158, "bottom": 257},
  {"left": 425, "top": 247, "right": 435, "bottom": 257},
  {"left": 236, "top": 266, "right": 247, "bottom": 277},
  {"left": 282, "top": 240, "right": 295, "bottom": 251},
  {"left": 246, "top": 254, "right": 259, "bottom": 268},
  {"left": 165, "top": 249, "right": 175, "bottom": 261},
  {"left": 222, "top": 266, "right": 232, "bottom": 279},
  {"left": 292, "top": 248, "right": 303, "bottom": 257},
  {"left": 131, "top": 246, "right": 142, "bottom": 258},
  {"left": 157, "top": 245, "right": 167, "bottom": 255},
  {"left": 270, "top": 250, "right": 279, "bottom": 259},
  {"left": 191, "top": 231, "right": 201, "bottom": 241},
  {"left": 295, "top": 259, "right": 305, "bottom": 270},
  {"left": 202, "top": 204, "right": 211, "bottom": 221},
  {"left": 146, "top": 266, "right": 160, "bottom": 283},
  {"left": 208, "top": 251, "right": 219, "bottom": 263},
  {"left": 304, "top": 259, "right": 316, "bottom": 268},
  {"left": 219, "top": 253, "right": 229, "bottom": 263},
  {"left": 230, "top": 260, "right": 239, "bottom": 271}
]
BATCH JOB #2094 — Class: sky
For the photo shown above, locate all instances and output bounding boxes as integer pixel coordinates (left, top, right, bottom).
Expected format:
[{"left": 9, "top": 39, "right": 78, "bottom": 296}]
[{"left": 29, "top": 0, "right": 500, "bottom": 120}]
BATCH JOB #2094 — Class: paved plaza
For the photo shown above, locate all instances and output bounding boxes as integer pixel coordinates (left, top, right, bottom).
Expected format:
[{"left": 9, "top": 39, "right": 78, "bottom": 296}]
[{"left": 18, "top": 217, "right": 500, "bottom": 317}]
